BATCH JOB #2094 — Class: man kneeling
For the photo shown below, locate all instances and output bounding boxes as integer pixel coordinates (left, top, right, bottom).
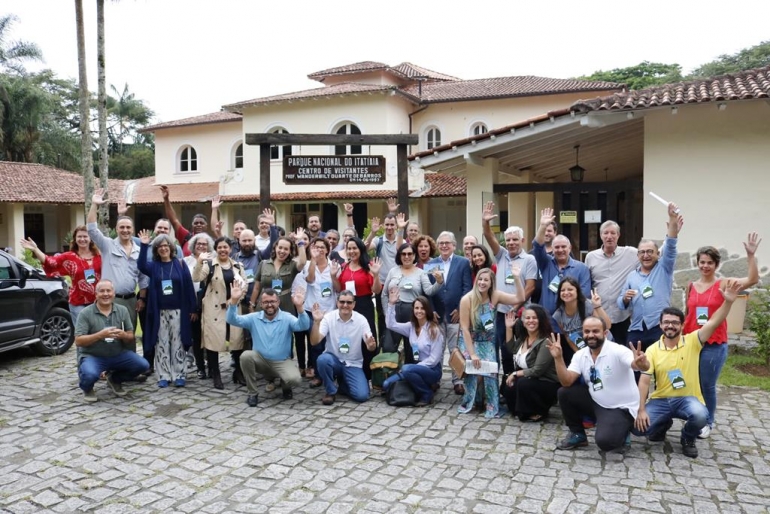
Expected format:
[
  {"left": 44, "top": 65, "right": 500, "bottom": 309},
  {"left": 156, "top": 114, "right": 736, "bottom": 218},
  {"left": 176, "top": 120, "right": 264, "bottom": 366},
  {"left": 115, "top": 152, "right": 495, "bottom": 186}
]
[
  {"left": 310, "top": 291, "right": 377, "bottom": 405},
  {"left": 226, "top": 284, "right": 310, "bottom": 407},
  {"left": 76, "top": 279, "right": 149, "bottom": 402}
]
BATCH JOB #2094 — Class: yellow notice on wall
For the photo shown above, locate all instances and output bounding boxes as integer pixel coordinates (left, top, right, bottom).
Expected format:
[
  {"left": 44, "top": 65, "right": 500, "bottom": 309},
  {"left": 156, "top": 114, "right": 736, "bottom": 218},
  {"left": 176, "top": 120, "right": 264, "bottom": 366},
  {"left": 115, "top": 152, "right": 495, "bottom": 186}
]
[{"left": 559, "top": 211, "right": 578, "bottom": 224}]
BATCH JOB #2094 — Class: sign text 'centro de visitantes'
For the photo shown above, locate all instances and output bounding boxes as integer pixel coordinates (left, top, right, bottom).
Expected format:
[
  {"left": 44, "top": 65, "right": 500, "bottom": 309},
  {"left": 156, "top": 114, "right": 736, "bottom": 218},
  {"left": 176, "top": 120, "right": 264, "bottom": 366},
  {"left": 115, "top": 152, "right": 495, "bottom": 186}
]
[{"left": 283, "top": 155, "right": 385, "bottom": 185}]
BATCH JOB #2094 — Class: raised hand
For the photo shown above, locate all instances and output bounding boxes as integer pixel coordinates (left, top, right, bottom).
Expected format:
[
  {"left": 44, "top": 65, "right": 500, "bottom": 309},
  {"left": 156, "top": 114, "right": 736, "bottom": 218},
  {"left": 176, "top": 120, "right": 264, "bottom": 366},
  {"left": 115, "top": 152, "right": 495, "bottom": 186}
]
[
  {"left": 293, "top": 287, "right": 306, "bottom": 308},
  {"left": 720, "top": 279, "right": 743, "bottom": 303},
  {"left": 230, "top": 282, "right": 244, "bottom": 304},
  {"left": 629, "top": 341, "right": 649, "bottom": 370},
  {"left": 482, "top": 201, "right": 498, "bottom": 223},
  {"left": 546, "top": 333, "right": 563, "bottom": 359},
  {"left": 211, "top": 195, "right": 222, "bottom": 210},
  {"left": 744, "top": 231, "right": 762, "bottom": 256},
  {"left": 262, "top": 208, "right": 275, "bottom": 226},
  {"left": 138, "top": 229, "right": 152, "bottom": 245},
  {"left": 330, "top": 260, "right": 340, "bottom": 276},
  {"left": 311, "top": 303, "right": 324, "bottom": 322},
  {"left": 295, "top": 226, "right": 306, "bottom": 240},
  {"left": 197, "top": 251, "right": 212, "bottom": 264},
  {"left": 591, "top": 289, "right": 602, "bottom": 309},
  {"left": 117, "top": 198, "right": 129, "bottom": 216},
  {"left": 19, "top": 237, "right": 38, "bottom": 251},
  {"left": 667, "top": 202, "right": 680, "bottom": 218},
  {"left": 509, "top": 263, "right": 521, "bottom": 278},
  {"left": 92, "top": 188, "right": 106, "bottom": 205},
  {"left": 159, "top": 185, "right": 169, "bottom": 200},
  {"left": 396, "top": 212, "right": 408, "bottom": 230},
  {"left": 370, "top": 217, "right": 381, "bottom": 234},
  {"left": 504, "top": 310, "right": 517, "bottom": 328},
  {"left": 388, "top": 286, "right": 399, "bottom": 305},
  {"left": 344, "top": 203, "right": 354, "bottom": 216},
  {"left": 386, "top": 197, "right": 399, "bottom": 214},
  {"left": 310, "top": 245, "right": 320, "bottom": 260},
  {"left": 540, "top": 208, "right": 555, "bottom": 227},
  {"left": 365, "top": 333, "right": 377, "bottom": 351},
  {"left": 369, "top": 257, "right": 382, "bottom": 276}
]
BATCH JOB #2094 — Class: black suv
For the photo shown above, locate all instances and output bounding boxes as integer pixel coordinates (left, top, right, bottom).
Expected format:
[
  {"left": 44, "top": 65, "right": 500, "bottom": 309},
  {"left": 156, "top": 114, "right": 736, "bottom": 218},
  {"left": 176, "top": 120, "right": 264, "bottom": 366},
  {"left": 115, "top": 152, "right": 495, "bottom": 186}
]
[{"left": 0, "top": 250, "right": 74, "bottom": 355}]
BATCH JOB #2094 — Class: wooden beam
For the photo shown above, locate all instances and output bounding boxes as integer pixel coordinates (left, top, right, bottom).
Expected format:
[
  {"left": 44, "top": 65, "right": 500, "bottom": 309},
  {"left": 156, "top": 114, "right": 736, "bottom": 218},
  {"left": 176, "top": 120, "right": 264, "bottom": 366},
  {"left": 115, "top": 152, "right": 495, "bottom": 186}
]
[
  {"left": 246, "top": 133, "right": 418, "bottom": 146},
  {"left": 259, "top": 144, "right": 271, "bottom": 212},
  {"left": 494, "top": 180, "right": 642, "bottom": 193},
  {"left": 397, "top": 144, "right": 408, "bottom": 216}
]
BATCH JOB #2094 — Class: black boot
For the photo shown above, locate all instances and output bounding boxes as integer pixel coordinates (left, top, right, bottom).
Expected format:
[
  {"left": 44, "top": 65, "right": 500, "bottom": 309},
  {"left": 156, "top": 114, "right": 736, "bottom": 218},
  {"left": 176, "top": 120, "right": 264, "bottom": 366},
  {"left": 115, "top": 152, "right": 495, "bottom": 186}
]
[
  {"left": 208, "top": 350, "right": 223, "bottom": 389},
  {"left": 231, "top": 350, "right": 246, "bottom": 386}
]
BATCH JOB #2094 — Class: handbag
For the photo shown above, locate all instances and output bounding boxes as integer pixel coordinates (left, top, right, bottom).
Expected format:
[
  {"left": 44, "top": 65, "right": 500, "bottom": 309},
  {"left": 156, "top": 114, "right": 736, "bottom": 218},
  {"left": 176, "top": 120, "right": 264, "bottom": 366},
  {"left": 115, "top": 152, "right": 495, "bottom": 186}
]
[
  {"left": 395, "top": 301, "right": 413, "bottom": 323},
  {"left": 449, "top": 348, "right": 467, "bottom": 379},
  {"left": 386, "top": 377, "right": 416, "bottom": 407}
]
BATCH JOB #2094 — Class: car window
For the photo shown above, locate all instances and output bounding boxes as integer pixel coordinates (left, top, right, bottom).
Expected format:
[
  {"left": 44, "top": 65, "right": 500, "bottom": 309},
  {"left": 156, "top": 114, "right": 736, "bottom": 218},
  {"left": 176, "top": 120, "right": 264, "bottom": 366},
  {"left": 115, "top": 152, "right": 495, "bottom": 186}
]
[{"left": 0, "top": 255, "right": 12, "bottom": 280}]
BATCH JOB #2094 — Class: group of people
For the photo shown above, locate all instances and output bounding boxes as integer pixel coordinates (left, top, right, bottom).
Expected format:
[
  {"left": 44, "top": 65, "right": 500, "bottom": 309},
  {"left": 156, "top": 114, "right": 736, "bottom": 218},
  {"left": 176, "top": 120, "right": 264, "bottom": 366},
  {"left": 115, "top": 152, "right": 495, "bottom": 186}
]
[{"left": 24, "top": 189, "right": 762, "bottom": 458}]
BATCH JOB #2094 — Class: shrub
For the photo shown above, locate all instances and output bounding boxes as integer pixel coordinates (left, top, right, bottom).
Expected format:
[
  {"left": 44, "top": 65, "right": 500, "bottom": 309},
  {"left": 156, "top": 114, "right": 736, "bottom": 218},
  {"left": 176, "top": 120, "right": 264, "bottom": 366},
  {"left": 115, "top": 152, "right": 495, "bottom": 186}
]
[{"left": 747, "top": 289, "right": 770, "bottom": 367}]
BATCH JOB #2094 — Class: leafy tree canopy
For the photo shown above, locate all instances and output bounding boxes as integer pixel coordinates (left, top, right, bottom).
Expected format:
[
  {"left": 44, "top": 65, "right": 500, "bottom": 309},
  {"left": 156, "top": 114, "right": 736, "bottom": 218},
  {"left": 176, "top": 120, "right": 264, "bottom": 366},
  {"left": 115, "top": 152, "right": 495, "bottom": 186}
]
[
  {"left": 578, "top": 61, "right": 683, "bottom": 90},
  {"left": 689, "top": 40, "right": 770, "bottom": 78}
]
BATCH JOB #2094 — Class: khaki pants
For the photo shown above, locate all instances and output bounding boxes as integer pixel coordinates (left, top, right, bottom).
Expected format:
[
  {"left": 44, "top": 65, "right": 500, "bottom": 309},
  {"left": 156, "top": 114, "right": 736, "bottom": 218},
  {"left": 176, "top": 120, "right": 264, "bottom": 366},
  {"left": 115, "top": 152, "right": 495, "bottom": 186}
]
[{"left": 240, "top": 350, "right": 301, "bottom": 395}]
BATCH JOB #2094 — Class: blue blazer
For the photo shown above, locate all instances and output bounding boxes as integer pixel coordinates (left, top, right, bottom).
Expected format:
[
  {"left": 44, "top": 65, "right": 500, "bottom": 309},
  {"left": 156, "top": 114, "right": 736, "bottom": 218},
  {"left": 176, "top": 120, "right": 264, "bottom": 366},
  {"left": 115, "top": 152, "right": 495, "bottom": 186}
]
[{"left": 427, "top": 255, "right": 472, "bottom": 319}]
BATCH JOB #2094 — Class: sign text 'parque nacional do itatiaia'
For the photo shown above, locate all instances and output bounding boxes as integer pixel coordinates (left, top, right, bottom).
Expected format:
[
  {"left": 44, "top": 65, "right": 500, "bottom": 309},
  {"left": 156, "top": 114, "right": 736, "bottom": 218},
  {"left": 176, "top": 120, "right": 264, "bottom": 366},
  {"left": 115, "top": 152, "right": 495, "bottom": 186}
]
[{"left": 283, "top": 155, "right": 385, "bottom": 185}]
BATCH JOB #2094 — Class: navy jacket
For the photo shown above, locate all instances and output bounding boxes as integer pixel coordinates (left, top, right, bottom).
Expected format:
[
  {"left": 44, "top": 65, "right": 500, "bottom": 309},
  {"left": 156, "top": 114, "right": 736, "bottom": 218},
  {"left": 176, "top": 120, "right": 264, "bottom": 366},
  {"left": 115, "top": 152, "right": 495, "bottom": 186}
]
[{"left": 427, "top": 255, "right": 472, "bottom": 320}]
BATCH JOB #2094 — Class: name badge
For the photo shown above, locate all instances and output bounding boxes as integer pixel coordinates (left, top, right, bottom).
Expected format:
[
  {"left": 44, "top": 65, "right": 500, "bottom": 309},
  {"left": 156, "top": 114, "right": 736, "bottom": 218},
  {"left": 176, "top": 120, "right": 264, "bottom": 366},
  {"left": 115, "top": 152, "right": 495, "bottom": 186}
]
[
  {"left": 668, "top": 369, "right": 686, "bottom": 389},
  {"left": 505, "top": 272, "right": 515, "bottom": 285},
  {"left": 345, "top": 280, "right": 357, "bottom": 297},
  {"left": 570, "top": 330, "right": 586, "bottom": 349},
  {"left": 641, "top": 284, "right": 654, "bottom": 299},
  {"left": 272, "top": 278, "right": 283, "bottom": 294},
  {"left": 84, "top": 268, "right": 96, "bottom": 285},
  {"left": 480, "top": 311, "right": 494, "bottom": 332},
  {"left": 162, "top": 279, "right": 173, "bottom": 295},
  {"left": 320, "top": 282, "right": 332, "bottom": 298},
  {"left": 412, "top": 346, "right": 420, "bottom": 362},
  {"left": 548, "top": 275, "right": 561, "bottom": 293},
  {"left": 592, "top": 378, "right": 604, "bottom": 391},
  {"left": 339, "top": 336, "right": 351, "bottom": 354},
  {"left": 245, "top": 269, "right": 255, "bottom": 284},
  {"left": 402, "top": 280, "right": 413, "bottom": 290},
  {"left": 696, "top": 306, "right": 709, "bottom": 326}
]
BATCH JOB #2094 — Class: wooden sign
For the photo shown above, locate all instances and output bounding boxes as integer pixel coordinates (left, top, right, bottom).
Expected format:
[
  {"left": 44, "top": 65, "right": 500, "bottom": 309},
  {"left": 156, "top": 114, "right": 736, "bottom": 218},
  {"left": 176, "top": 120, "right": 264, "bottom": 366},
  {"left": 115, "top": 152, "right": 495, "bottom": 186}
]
[{"left": 283, "top": 155, "right": 385, "bottom": 185}]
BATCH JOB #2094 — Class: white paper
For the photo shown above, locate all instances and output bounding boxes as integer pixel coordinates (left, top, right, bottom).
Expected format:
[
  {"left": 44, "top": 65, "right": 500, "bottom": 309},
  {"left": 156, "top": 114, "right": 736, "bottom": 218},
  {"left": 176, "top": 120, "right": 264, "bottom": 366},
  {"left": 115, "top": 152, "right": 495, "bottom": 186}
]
[
  {"left": 464, "top": 360, "right": 499, "bottom": 375},
  {"left": 344, "top": 280, "right": 357, "bottom": 297},
  {"left": 649, "top": 191, "right": 680, "bottom": 214}
]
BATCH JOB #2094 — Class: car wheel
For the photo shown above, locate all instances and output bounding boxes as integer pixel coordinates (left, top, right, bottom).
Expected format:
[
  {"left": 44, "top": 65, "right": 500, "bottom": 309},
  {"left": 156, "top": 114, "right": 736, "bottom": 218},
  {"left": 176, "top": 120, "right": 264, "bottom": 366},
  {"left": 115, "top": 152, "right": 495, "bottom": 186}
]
[{"left": 34, "top": 307, "right": 75, "bottom": 356}]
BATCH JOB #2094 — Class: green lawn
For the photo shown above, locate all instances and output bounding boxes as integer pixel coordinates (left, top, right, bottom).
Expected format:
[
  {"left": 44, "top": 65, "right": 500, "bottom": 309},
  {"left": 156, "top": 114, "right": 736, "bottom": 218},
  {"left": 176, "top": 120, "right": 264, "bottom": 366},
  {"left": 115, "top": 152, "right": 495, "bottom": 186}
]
[{"left": 719, "top": 353, "right": 770, "bottom": 391}]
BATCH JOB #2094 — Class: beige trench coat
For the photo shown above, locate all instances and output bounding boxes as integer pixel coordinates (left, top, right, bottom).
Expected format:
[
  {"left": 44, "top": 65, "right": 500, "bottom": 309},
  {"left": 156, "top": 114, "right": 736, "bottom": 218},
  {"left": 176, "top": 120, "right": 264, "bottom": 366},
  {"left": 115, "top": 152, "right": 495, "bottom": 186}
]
[{"left": 192, "top": 259, "right": 248, "bottom": 352}]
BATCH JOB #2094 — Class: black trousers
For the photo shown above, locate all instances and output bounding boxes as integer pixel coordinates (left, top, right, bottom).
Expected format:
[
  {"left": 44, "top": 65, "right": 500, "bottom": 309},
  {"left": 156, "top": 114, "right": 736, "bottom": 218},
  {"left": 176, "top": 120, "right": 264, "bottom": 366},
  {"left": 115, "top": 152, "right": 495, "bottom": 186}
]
[
  {"left": 355, "top": 294, "right": 378, "bottom": 380},
  {"left": 501, "top": 376, "right": 559, "bottom": 420},
  {"left": 610, "top": 318, "right": 631, "bottom": 346},
  {"left": 557, "top": 384, "right": 634, "bottom": 452}
]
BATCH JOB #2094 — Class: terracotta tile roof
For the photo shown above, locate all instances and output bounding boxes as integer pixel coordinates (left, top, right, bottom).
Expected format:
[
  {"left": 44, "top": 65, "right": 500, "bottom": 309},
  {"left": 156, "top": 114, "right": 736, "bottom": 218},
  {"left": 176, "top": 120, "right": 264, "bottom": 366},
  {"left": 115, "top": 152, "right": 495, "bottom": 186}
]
[
  {"left": 402, "top": 76, "right": 623, "bottom": 104},
  {"left": 0, "top": 162, "right": 88, "bottom": 203},
  {"left": 139, "top": 111, "right": 242, "bottom": 133},
  {"left": 409, "top": 108, "right": 573, "bottom": 160},
  {"left": 308, "top": 61, "right": 389, "bottom": 81},
  {"left": 223, "top": 82, "right": 418, "bottom": 110},
  {"left": 571, "top": 65, "right": 770, "bottom": 112},
  {"left": 387, "top": 62, "right": 459, "bottom": 82},
  {"left": 221, "top": 173, "right": 465, "bottom": 202},
  {"left": 123, "top": 176, "right": 219, "bottom": 205}
]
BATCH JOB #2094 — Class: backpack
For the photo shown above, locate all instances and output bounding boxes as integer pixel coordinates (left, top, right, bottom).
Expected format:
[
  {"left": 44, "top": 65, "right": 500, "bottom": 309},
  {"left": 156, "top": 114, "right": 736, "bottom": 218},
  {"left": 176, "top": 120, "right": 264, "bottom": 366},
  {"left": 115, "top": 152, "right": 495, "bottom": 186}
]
[{"left": 370, "top": 351, "right": 402, "bottom": 390}]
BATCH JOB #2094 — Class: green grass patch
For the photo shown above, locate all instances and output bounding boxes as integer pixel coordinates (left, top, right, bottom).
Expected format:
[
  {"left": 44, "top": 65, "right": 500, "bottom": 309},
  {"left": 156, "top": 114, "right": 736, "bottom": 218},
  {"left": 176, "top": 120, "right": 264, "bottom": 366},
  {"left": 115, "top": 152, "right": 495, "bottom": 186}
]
[{"left": 719, "top": 353, "right": 770, "bottom": 391}]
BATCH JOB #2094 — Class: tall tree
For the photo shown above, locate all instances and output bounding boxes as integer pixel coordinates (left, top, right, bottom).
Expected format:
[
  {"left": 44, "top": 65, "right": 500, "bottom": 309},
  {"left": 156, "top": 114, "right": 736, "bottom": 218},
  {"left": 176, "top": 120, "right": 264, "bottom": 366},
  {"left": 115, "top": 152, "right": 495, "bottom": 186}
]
[
  {"left": 0, "top": 14, "right": 43, "bottom": 75},
  {"left": 689, "top": 40, "right": 770, "bottom": 78},
  {"left": 75, "top": 0, "right": 95, "bottom": 216},
  {"left": 578, "top": 61, "right": 683, "bottom": 90},
  {"left": 108, "top": 83, "right": 153, "bottom": 155},
  {"left": 96, "top": 0, "right": 109, "bottom": 230}
]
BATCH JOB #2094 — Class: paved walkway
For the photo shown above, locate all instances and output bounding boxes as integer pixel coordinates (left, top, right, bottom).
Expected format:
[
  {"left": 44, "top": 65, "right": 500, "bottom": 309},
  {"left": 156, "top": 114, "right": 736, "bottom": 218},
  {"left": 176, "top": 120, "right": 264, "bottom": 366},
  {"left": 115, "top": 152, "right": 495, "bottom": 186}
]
[{"left": 1, "top": 347, "right": 769, "bottom": 514}]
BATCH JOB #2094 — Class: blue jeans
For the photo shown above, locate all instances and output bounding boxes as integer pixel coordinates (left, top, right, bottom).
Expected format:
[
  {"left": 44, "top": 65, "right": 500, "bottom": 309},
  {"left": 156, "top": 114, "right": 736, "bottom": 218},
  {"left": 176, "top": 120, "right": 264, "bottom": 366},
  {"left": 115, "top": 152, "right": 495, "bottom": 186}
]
[
  {"left": 635, "top": 396, "right": 708, "bottom": 440},
  {"left": 383, "top": 363, "right": 442, "bottom": 403},
  {"left": 316, "top": 353, "right": 370, "bottom": 402},
  {"left": 69, "top": 304, "right": 87, "bottom": 325},
  {"left": 79, "top": 352, "right": 150, "bottom": 392},
  {"left": 699, "top": 342, "right": 728, "bottom": 426}
]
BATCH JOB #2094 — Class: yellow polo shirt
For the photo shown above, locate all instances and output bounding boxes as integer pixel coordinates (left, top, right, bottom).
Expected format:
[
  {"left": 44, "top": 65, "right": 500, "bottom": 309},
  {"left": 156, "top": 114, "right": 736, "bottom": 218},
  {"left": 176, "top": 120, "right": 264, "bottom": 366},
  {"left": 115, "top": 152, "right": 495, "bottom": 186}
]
[{"left": 644, "top": 332, "right": 704, "bottom": 403}]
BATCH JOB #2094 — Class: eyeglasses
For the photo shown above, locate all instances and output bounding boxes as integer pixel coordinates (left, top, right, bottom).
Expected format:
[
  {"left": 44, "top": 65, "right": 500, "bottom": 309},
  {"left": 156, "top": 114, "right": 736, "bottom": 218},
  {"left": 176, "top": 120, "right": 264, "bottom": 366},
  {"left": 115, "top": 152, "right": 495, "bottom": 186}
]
[
  {"left": 156, "top": 244, "right": 170, "bottom": 249},
  {"left": 638, "top": 249, "right": 656, "bottom": 256},
  {"left": 400, "top": 252, "right": 414, "bottom": 257},
  {"left": 437, "top": 241, "right": 452, "bottom": 246},
  {"left": 338, "top": 300, "right": 354, "bottom": 305},
  {"left": 661, "top": 320, "right": 681, "bottom": 326},
  {"left": 261, "top": 300, "right": 278, "bottom": 306}
]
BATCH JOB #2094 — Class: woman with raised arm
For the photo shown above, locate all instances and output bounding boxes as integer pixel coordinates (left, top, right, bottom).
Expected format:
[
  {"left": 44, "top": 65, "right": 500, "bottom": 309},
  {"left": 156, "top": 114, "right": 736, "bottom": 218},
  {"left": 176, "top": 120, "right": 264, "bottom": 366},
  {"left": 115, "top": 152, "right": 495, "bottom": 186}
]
[
  {"left": 552, "top": 278, "right": 611, "bottom": 365},
  {"left": 457, "top": 266, "right": 524, "bottom": 418},
  {"left": 683, "top": 232, "right": 761, "bottom": 438},
  {"left": 21, "top": 226, "right": 101, "bottom": 324}
]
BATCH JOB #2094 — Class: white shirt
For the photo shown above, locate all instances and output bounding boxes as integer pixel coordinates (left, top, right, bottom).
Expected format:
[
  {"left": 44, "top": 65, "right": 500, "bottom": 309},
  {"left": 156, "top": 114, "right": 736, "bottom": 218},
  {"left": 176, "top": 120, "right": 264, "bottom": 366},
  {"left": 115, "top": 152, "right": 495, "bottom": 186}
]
[
  {"left": 567, "top": 342, "right": 640, "bottom": 419},
  {"left": 303, "top": 260, "right": 336, "bottom": 312},
  {"left": 318, "top": 310, "right": 372, "bottom": 368},
  {"left": 255, "top": 233, "right": 271, "bottom": 252}
]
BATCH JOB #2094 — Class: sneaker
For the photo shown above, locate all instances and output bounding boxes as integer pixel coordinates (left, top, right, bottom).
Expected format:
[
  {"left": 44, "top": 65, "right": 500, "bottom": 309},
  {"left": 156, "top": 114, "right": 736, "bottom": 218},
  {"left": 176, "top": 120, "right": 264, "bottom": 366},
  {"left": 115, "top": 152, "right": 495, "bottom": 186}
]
[
  {"left": 197, "top": 370, "right": 207, "bottom": 380},
  {"left": 697, "top": 425, "right": 712, "bottom": 439},
  {"left": 83, "top": 389, "right": 98, "bottom": 403},
  {"left": 322, "top": 394, "right": 335, "bottom": 405},
  {"left": 106, "top": 374, "right": 126, "bottom": 397},
  {"left": 648, "top": 418, "right": 674, "bottom": 442},
  {"left": 174, "top": 378, "right": 186, "bottom": 387},
  {"left": 557, "top": 432, "right": 588, "bottom": 450},
  {"left": 681, "top": 437, "right": 698, "bottom": 458},
  {"left": 581, "top": 416, "right": 596, "bottom": 429},
  {"left": 158, "top": 380, "right": 170, "bottom": 388},
  {"left": 282, "top": 387, "right": 293, "bottom": 400},
  {"left": 246, "top": 395, "right": 258, "bottom": 407}
]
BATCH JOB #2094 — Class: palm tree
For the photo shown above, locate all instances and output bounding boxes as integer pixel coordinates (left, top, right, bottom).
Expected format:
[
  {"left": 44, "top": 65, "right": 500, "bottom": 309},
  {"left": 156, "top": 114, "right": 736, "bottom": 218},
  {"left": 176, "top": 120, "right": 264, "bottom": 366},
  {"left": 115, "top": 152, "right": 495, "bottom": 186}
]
[
  {"left": 0, "top": 14, "right": 43, "bottom": 75},
  {"left": 96, "top": 0, "right": 109, "bottom": 230},
  {"left": 74, "top": 0, "right": 95, "bottom": 216},
  {"left": 108, "top": 83, "right": 153, "bottom": 154}
]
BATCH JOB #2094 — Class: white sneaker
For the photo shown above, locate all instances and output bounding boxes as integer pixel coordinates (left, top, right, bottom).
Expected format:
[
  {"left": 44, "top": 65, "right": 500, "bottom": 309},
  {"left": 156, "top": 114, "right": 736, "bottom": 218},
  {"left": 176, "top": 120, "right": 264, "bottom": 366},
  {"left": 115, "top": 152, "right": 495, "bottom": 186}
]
[{"left": 698, "top": 425, "right": 711, "bottom": 439}]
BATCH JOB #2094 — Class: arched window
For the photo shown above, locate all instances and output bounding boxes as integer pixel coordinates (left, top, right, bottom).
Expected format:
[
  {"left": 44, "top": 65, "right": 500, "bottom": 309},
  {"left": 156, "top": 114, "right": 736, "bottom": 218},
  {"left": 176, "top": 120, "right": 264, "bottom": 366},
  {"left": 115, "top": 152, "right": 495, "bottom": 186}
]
[
  {"left": 270, "top": 128, "right": 292, "bottom": 160},
  {"left": 471, "top": 122, "right": 488, "bottom": 136},
  {"left": 334, "top": 122, "right": 362, "bottom": 155},
  {"left": 426, "top": 127, "right": 441, "bottom": 150},
  {"left": 179, "top": 145, "right": 197, "bottom": 172},
  {"left": 234, "top": 143, "right": 243, "bottom": 169}
]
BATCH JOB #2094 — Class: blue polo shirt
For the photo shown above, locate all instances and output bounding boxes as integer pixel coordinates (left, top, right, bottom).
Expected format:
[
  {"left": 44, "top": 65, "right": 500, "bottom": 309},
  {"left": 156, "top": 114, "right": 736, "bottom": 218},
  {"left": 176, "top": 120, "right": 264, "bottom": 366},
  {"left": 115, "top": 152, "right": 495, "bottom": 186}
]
[{"left": 226, "top": 305, "right": 310, "bottom": 360}]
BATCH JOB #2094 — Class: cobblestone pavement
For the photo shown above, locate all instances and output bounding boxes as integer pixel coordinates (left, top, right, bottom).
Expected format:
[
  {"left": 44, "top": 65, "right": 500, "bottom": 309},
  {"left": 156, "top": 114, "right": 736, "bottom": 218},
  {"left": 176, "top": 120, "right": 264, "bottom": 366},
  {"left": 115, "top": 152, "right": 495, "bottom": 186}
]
[{"left": 1, "top": 347, "right": 769, "bottom": 514}]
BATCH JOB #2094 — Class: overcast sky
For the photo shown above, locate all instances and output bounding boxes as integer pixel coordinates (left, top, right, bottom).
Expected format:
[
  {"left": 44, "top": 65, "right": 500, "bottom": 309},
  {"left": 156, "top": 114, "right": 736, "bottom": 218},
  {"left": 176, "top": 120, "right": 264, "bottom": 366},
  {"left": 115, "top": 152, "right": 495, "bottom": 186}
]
[{"left": 5, "top": 0, "right": 770, "bottom": 122}]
